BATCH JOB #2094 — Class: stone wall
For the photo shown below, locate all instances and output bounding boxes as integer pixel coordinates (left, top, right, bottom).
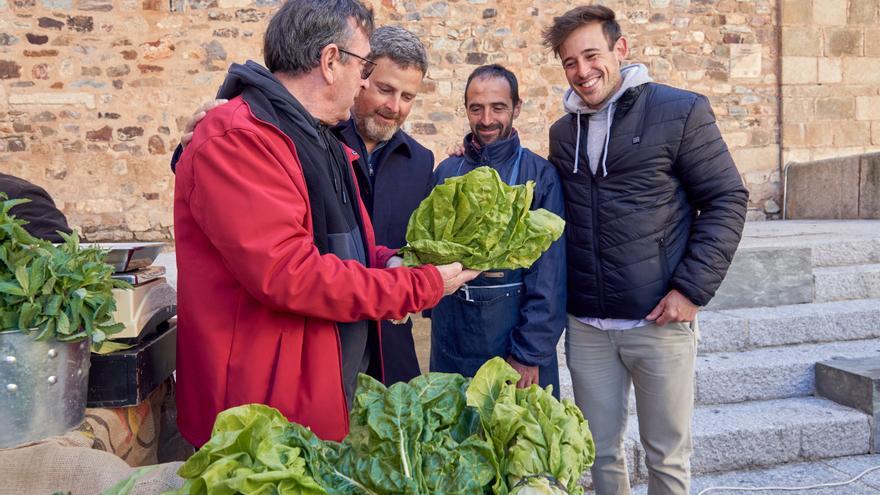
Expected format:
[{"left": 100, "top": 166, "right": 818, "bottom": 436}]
[
  {"left": 780, "top": 0, "right": 880, "bottom": 172},
  {"left": 0, "top": 0, "right": 786, "bottom": 240}
]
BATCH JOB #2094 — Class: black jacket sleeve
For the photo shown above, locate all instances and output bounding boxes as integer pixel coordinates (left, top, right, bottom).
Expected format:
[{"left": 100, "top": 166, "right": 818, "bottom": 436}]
[
  {"left": 0, "top": 174, "right": 72, "bottom": 243},
  {"left": 670, "top": 95, "right": 749, "bottom": 306}
]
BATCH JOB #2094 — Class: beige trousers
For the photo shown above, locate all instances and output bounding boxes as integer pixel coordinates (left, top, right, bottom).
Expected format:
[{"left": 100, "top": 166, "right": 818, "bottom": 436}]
[{"left": 566, "top": 316, "right": 697, "bottom": 495}]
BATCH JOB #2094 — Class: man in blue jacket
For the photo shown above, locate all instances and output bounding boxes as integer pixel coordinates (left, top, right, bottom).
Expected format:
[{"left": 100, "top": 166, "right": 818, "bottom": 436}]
[
  {"left": 543, "top": 6, "right": 749, "bottom": 495},
  {"left": 431, "top": 64, "right": 567, "bottom": 396},
  {"left": 332, "top": 26, "right": 434, "bottom": 385},
  {"left": 173, "top": 26, "right": 434, "bottom": 385}
]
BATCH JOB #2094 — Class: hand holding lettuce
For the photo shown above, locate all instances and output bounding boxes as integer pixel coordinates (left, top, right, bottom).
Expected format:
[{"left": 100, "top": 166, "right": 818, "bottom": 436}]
[{"left": 399, "top": 167, "right": 564, "bottom": 271}]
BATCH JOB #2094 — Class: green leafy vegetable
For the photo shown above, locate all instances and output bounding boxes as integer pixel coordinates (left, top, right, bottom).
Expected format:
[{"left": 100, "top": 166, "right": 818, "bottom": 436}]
[
  {"left": 286, "top": 373, "right": 496, "bottom": 495},
  {"left": 174, "top": 404, "right": 327, "bottom": 495},
  {"left": 466, "top": 358, "right": 595, "bottom": 495},
  {"left": 400, "top": 167, "right": 564, "bottom": 270},
  {"left": 178, "top": 362, "right": 593, "bottom": 495},
  {"left": 0, "top": 195, "right": 129, "bottom": 350}
]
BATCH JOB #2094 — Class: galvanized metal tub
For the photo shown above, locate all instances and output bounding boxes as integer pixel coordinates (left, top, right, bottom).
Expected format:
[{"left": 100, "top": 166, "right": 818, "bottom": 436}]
[{"left": 0, "top": 330, "right": 90, "bottom": 448}]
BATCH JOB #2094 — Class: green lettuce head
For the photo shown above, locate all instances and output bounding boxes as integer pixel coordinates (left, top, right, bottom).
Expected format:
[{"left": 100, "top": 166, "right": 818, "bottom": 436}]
[{"left": 400, "top": 167, "right": 564, "bottom": 271}]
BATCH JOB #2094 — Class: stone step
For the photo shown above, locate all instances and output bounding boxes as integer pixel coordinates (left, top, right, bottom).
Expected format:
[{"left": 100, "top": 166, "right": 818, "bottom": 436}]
[
  {"left": 699, "top": 299, "right": 880, "bottom": 354},
  {"left": 632, "top": 454, "right": 880, "bottom": 495},
  {"left": 624, "top": 396, "right": 871, "bottom": 481},
  {"left": 707, "top": 220, "right": 880, "bottom": 310},
  {"left": 738, "top": 220, "right": 880, "bottom": 268},
  {"left": 695, "top": 339, "right": 880, "bottom": 405},
  {"left": 814, "top": 264, "right": 880, "bottom": 303}
]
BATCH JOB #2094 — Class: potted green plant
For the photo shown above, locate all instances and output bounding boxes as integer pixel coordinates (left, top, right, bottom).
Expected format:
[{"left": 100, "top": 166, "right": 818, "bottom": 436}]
[{"left": 0, "top": 195, "right": 128, "bottom": 448}]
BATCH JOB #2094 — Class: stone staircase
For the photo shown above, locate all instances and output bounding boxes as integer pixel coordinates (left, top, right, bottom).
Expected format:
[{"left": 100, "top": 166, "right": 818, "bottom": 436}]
[{"left": 558, "top": 220, "right": 880, "bottom": 490}]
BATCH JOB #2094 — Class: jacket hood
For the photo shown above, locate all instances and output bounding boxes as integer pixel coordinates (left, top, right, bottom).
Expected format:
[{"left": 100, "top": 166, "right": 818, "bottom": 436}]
[
  {"left": 216, "top": 60, "right": 320, "bottom": 143},
  {"left": 562, "top": 63, "right": 653, "bottom": 115},
  {"left": 563, "top": 64, "right": 652, "bottom": 176}
]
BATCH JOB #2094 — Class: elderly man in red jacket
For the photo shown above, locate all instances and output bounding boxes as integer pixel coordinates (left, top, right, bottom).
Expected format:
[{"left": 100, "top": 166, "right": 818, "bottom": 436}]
[{"left": 173, "top": 0, "right": 477, "bottom": 447}]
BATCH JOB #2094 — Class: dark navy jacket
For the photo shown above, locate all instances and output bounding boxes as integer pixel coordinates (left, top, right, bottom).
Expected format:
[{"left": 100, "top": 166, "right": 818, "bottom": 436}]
[
  {"left": 334, "top": 119, "right": 434, "bottom": 385},
  {"left": 333, "top": 119, "right": 434, "bottom": 250},
  {"left": 433, "top": 132, "right": 567, "bottom": 369},
  {"left": 548, "top": 83, "right": 748, "bottom": 319}
]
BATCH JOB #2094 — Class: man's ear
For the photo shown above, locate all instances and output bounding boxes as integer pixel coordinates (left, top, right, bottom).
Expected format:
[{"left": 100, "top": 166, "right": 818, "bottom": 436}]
[
  {"left": 513, "top": 101, "right": 522, "bottom": 120},
  {"left": 320, "top": 43, "right": 339, "bottom": 85},
  {"left": 614, "top": 36, "right": 629, "bottom": 63}
]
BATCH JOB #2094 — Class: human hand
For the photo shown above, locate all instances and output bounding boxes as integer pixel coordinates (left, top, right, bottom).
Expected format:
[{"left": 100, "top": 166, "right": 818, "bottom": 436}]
[
  {"left": 385, "top": 255, "right": 404, "bottom": 268},
  {"left": 645, "top": 289, "right": 698, "bottom": 326},
  {"left": 181, "top": 99, "right": 228, "bottom": 148},
  {"left": 435, "top": 262, "right": 480, "bottom": 296},
  {"left": 446, "top": 143, "right": 465, "bottom": 157},
  {"left": 507, "top": 355, "right": 539, "bottom": 388}
]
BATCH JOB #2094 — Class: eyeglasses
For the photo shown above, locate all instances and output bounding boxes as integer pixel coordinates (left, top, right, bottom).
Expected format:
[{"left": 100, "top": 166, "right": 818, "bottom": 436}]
[{"left": 338, "top": 48, "right": 376, "bottom": 80}]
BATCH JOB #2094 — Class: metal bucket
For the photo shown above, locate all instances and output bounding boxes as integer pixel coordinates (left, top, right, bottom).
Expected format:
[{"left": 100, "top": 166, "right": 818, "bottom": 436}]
[{"left": 0, "top": 330, "right": 90, "bottom": 448}]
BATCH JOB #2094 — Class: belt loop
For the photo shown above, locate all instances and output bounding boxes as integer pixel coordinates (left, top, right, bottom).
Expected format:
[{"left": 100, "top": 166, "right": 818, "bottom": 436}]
[{"left": 461, "top": 284, "right": 473, "bottom": 302}]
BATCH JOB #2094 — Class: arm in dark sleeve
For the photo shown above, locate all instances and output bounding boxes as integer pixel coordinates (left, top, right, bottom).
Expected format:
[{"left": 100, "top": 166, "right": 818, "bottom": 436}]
[
  {"left": 2, "top": 177, "right": 72, "bottom": 243},
  {"left": 421, "top": 150, "right": 436, "bottom": 200},
  {"left": 509, "top": 163, "right": 567, "bottom": 367},
  {"left": 170, "top": 144, "right": 183, "bottom": 173},
  {"left": 670, "top": 95, "right": 749, "bottom": 306}
]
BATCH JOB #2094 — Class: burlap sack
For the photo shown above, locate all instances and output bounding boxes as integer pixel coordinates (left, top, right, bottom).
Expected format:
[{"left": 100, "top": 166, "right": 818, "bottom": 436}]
[{"left": 0, "top": 432, "right": 184, "bottom": 495}]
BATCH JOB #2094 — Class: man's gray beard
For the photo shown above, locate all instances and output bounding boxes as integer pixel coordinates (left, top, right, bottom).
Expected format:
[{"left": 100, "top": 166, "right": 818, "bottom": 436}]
[{"left": 359, "top": 115, "right": 399, "bottom": 143}]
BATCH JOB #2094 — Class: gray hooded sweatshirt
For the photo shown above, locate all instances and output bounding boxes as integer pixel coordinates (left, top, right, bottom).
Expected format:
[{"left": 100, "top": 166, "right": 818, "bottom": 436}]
[
  {"left": 563, "top": 63, "right": 655, "bottom": 331},
  {"left": 562, "top": 63, "right": 653, "bottom": 177}
]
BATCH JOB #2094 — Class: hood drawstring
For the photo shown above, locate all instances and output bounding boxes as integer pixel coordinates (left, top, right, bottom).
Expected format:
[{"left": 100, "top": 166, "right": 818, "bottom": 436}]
[
  {"left": 600, "top": 102, "right": 615, "bottom": 178},
  {"left": 573, "top": 110, "right": 581, "bottom": 174}
]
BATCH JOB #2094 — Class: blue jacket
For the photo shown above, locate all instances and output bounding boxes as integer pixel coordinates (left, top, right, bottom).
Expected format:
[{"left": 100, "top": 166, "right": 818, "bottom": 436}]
[
  {"left": 433, "top": 132, "right": 567, "bottom": 368},
  {"left": 333, "top": 119, "right": 434, "bottom": 250}
]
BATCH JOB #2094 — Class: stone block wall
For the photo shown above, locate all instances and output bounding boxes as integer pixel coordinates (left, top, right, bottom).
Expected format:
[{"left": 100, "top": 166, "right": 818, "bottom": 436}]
[
  {"left": 0, "top": 0, "right": 782, "bottom": 240},
  {"left": 781, "top": 0, "right": 880, "bottom": 170}
]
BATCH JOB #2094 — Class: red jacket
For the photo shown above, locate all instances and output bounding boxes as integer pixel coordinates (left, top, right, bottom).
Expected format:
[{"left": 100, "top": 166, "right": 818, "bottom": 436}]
[{"left": 173, "top": 96, "right": 444, "bottom": 446}]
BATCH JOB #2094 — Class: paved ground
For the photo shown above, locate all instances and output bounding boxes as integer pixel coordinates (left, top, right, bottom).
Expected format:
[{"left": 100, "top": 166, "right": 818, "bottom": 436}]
[{"left": 633, "top": 454, "right": 880, "bottom": 495}]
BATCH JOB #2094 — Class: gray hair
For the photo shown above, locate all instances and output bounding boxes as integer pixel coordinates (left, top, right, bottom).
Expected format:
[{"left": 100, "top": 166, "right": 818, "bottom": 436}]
[
  {"left": 368, "top": 26, "right": 428, "bottom": 76},
  {"left": 264, "top": 0, "right": 374, "bottom": 76}
]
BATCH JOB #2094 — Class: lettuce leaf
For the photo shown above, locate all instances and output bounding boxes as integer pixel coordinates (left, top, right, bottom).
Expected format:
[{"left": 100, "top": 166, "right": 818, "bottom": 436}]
[
  {"left": 466, "top": 358, "right": 596, "bottom": 495},
  {"left": 173, "top": 404, "right": 327, "bottom": 495},
  {"left": 400, "top": 167, "right": 564, "bottom": 270}
]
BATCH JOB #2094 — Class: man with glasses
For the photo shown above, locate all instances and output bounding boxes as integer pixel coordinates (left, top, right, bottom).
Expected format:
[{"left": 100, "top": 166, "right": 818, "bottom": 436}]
[
  {"left": 175, "top": 26, "right": 437, "bottom": 386},
  {"left": 430, "top": 65, "right": 567, "bottom": 396},
  {"left": 173, "top": 0, "right": 477, "bottom": 447}
]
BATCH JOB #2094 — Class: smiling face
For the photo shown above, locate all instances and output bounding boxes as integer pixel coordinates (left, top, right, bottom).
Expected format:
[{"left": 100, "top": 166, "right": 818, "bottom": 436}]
[
  {"left": 352, "top": 57, "right": 424, "bottom": 144},
  {"left": 558, "top": 21, "right": 628, "bottom": 110},
  {"left": 464, "top": 76, "right": 521, "bottom": 146}
]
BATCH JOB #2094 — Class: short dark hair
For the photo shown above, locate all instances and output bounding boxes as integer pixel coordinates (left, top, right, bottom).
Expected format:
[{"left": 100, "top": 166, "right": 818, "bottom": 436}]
[
  {"left": 542, "top": 5, "right": 622, "bottom": 56},
  {"left": 263, "top": 0, "right": 374, "bottom": 76},
  {"left": 464, "top": 64, "right": 520, "bottom": 108},
  {"left": 369, "top": 26, "right": 428, "bottom": 76}
]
